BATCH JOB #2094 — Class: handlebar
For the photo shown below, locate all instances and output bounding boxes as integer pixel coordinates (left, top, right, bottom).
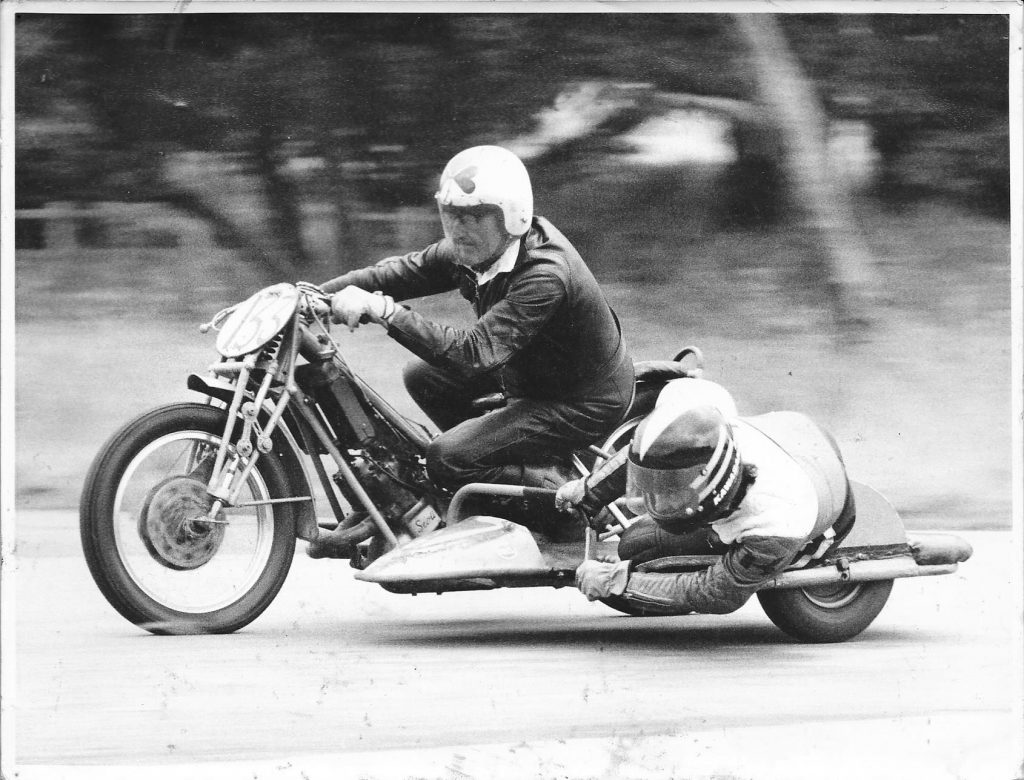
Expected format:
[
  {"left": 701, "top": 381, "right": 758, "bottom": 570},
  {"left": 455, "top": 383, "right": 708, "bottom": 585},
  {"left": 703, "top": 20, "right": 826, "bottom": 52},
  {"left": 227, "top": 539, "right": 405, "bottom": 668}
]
[{"left": 295, "top": 281, "right": 332, "bottom": 321}]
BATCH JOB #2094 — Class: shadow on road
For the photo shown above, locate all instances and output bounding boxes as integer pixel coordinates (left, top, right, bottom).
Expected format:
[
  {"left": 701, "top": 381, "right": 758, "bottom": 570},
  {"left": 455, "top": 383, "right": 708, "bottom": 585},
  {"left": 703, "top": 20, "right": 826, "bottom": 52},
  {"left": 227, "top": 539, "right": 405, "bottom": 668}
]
[{"left": 260, "top": 613, "right": 936, "bottom": 650}]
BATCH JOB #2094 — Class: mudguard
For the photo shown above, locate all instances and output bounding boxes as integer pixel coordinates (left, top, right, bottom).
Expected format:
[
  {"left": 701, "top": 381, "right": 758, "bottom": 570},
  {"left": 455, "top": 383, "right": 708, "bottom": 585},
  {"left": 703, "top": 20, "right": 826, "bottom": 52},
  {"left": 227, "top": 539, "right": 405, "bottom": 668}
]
[
  {"left": 836, "top": 480, "right": 908, "bottom": 551},
  {"left": 838, "top": 482, "right": 972, "bottom": 565},
  {"left": 187, "top": 372, "right": 319, "bottom": 541}
]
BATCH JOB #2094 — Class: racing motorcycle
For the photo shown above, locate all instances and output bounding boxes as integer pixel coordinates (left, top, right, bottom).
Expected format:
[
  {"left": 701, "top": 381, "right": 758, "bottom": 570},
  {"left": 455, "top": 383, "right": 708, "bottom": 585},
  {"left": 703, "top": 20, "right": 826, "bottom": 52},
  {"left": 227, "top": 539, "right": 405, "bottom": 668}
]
[{"left": 80, "top": 282, "right": 973, "bottom": 642}]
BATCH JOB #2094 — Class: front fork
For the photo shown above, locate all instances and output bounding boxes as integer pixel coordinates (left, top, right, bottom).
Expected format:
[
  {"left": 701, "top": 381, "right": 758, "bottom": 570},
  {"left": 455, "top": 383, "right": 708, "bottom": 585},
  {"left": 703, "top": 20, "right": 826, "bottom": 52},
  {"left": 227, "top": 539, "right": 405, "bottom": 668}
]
[
  {"left": 199, "top": 348, "right": 308, "bottom": 525},
  {"left": 197, "top": 352, "right": 405, "bottom": 553}
]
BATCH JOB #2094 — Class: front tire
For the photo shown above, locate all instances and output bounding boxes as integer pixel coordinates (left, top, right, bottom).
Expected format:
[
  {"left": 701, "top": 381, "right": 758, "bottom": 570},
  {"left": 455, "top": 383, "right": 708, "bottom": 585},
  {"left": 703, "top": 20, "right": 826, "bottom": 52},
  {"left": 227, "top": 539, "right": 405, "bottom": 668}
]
[
  {"left": 80, "top": 403, "right": 297, "bottom": 634},
  {"left": 756, "top": 580, "right": 893, "bottom": 643}
]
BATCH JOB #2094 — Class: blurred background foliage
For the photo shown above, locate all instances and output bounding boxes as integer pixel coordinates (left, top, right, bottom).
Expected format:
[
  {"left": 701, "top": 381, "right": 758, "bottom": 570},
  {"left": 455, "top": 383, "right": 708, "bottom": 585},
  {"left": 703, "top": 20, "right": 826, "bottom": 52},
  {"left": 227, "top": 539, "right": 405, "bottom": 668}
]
[
  {"left": 13, "top": 12, "right": 1013, "bottom": 522},
  {"left": 16, "top": 13, "right": 1009, "bottom": 273}
]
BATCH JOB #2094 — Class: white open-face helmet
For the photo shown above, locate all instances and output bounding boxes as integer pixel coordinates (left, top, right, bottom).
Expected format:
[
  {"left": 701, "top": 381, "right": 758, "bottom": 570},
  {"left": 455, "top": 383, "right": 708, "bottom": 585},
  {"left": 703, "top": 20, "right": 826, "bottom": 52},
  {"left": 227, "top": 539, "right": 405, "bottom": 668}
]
[{"left": 435, "top": 145, "right": 533, "bottom": 236}]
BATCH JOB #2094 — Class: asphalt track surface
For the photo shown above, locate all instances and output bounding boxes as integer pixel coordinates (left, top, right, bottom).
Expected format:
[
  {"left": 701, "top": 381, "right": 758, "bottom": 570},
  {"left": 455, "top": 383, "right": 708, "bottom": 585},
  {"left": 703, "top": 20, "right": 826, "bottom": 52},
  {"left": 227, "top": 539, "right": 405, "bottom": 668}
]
[{"left": 8, "top": 512, "right": 1022, "bottom": 780}]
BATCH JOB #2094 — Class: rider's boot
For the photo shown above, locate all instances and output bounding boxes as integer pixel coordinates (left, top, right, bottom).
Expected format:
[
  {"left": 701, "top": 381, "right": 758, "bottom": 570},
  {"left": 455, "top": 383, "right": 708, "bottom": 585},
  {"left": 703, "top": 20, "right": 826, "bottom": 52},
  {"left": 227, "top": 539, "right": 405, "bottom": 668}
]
[
  {"left": 492, "top": 462, "right": 586, "bottom": 543},
  {"left": 520, "top": 462, "right": 576, "bottom": 490}
]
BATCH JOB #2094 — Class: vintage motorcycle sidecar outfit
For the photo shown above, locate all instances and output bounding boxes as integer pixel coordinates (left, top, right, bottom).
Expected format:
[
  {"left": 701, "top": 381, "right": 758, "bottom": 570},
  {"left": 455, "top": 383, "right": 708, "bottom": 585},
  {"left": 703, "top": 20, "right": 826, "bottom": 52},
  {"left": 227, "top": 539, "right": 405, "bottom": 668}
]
[
  {"left": 321, "top": 214, "right": 635, "bottom": 492},
  {"left": 575, "top": 408, "right": 856, "bottom": 616},
  {"left": 79, "top": 276, "right": 973, "bottom": 639},
  {"left": 77, "top": 146, "right": 972, "bottom": 639}
]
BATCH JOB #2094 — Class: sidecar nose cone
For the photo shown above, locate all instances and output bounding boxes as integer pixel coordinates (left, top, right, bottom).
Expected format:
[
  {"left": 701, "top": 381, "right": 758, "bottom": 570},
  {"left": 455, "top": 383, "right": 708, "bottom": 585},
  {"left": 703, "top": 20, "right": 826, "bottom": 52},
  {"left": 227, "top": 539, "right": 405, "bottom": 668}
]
[{"left": 354, "top": 516, "right": 549, "bottom": 584}]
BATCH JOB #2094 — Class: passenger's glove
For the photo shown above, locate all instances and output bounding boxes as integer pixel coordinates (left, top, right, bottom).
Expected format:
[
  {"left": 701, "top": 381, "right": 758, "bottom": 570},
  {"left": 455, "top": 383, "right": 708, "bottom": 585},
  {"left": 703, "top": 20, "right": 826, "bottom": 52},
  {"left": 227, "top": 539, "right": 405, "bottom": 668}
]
[
  {"left": 575, "top": 559, "right": 630, "bottom": 601},
  {"left": 330, "top": 286, "right": 396, "bottom": 330},
  {"left": 555, "top": 477, "right": 588, "bottom": 513}
]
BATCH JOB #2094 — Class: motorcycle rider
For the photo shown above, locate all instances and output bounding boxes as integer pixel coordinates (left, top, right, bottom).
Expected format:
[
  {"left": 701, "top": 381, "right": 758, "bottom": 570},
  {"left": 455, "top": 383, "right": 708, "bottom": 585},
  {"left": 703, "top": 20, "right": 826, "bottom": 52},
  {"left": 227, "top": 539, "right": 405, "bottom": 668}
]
[
  {"left": 312, "top": 145, "right": 634, "bottom": 555},
  {"left": 555, "top": 379, "right": 856, "bottom": 614}
]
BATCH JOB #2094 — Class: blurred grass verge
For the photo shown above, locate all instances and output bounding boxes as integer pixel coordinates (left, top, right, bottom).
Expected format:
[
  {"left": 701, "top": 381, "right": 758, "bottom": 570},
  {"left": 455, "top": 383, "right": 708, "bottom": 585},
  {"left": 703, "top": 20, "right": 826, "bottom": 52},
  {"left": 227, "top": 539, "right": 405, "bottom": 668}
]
[{"left": 13, "top": 195, "right": 1010, "bottom": 530}]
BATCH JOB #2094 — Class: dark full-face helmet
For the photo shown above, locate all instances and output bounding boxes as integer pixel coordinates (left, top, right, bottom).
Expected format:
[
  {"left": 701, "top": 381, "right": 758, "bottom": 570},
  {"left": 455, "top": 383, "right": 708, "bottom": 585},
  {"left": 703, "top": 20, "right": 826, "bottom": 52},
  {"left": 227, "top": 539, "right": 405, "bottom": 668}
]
[{"left": 626, "top": 403, "right": 743, "bottom": 532}]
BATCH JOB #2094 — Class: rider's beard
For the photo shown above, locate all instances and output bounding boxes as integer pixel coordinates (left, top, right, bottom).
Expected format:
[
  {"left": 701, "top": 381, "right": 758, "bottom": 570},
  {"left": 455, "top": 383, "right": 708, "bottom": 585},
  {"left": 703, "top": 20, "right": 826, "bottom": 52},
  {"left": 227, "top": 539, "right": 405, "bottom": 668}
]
[{"left": 445, "top": 234, "right": 516, "bottom": 272}]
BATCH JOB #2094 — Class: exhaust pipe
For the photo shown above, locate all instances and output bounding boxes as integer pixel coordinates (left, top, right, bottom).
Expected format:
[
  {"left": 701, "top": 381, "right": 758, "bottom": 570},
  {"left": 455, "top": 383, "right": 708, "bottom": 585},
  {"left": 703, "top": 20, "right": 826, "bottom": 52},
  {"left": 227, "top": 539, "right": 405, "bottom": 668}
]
[
  {"left": 761, "top": 557, "right": 958, "bottom": 590},
  {"left": 306, "top": 516, "right": 378, "bottom": 559}
]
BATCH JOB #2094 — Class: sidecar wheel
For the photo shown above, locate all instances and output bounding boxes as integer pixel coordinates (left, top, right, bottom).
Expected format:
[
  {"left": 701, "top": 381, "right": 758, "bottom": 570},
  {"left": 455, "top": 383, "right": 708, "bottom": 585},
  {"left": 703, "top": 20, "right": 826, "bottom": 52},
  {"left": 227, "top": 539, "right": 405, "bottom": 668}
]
[
  {"left": 756, "top": 580, "right": 893, "bottom": 643},
  {"left": 80, "top": 403, "right": 297, "bottom": 634}
]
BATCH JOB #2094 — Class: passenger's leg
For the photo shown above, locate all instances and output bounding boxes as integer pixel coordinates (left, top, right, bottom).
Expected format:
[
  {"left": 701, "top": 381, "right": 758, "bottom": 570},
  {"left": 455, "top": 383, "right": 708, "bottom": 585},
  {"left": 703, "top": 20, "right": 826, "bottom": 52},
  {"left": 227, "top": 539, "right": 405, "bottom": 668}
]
[{"left": 618, "top": 516, "right": 729, "bottom": 564}]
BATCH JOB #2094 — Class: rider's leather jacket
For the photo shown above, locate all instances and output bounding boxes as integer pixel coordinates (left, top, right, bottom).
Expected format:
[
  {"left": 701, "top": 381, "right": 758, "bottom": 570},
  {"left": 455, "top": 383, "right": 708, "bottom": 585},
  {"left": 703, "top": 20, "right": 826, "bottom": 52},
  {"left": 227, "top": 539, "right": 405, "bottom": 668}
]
[
  {"left": 322, "top": 216, "right": 634, "bottom": 405},
  {"left": 587, "top": 411, "right": 855, "bottom": 615}
]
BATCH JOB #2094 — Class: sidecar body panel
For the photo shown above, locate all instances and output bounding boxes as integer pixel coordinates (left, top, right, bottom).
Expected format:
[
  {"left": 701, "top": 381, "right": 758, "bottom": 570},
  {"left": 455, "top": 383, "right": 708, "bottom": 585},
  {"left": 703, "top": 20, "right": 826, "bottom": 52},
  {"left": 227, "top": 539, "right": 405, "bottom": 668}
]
[{"left": 354, "top": 516, "right": 555, "bottom": 584}]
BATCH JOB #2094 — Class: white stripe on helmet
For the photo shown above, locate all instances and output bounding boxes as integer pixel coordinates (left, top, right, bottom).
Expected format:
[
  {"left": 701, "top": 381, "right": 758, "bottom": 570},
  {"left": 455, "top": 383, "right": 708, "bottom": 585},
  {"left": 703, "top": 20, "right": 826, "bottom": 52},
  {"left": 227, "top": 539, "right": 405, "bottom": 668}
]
[{"left": 697, "top": 427, "right": 733, "bottom": 501}]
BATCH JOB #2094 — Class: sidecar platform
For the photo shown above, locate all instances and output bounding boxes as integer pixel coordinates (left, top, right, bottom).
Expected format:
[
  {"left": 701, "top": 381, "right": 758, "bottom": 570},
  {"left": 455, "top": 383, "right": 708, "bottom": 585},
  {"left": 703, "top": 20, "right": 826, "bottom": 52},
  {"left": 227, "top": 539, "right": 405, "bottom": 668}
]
[
  {"left": 353, "top": 481, "right": 973, "bottom": 595},
  {"left": 352, "top": 515, "right": 581, "bottom": 592}
]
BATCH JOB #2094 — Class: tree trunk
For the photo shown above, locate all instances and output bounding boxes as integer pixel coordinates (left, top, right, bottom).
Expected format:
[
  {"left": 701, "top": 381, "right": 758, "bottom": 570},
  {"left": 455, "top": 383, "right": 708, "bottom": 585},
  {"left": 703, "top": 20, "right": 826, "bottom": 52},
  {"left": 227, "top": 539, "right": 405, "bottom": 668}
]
[
  {"left": 734, "top": 14, "right": 876, "bottom": 331},
  {"left": 254, "top": 125, "right": 310, "bottom": 273}
]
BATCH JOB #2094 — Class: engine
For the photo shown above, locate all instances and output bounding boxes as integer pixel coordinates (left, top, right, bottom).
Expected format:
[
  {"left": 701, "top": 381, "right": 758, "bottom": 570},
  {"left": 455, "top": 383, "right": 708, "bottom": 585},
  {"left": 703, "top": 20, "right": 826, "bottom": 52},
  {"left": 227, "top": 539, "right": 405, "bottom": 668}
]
[
  {"left": 334, "top": 429, "right": 428, "bottom": 523},
  {"left": 295, "top": 359, "right": 432, "bottom": 524}
]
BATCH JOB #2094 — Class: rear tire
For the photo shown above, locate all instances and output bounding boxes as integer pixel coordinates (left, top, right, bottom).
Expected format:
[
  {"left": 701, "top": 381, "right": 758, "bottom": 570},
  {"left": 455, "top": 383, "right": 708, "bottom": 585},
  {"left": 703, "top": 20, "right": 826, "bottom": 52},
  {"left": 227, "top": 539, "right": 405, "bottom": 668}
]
[
  {"left": 80, "top": 403, "right": 297, "bottom": 634},
  {"left": 757, "top": 580, "right": 893, "bottom": 643}
]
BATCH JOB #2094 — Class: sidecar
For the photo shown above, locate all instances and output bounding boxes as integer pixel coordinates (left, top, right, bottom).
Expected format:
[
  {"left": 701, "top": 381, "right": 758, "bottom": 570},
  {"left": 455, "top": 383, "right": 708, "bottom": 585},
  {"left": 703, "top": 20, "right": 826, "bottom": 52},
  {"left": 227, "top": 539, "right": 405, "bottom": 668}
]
[{"left": 353, "top": 480, "right": 973, "bottom": 643}]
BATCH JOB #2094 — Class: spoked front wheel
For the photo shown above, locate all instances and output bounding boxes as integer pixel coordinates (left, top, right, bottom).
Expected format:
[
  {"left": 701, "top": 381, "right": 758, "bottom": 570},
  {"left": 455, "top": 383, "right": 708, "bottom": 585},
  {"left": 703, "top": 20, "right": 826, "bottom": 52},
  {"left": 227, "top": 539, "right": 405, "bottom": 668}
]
[{"left": 80, "top": 403, "right": 297, "bottom": 634}]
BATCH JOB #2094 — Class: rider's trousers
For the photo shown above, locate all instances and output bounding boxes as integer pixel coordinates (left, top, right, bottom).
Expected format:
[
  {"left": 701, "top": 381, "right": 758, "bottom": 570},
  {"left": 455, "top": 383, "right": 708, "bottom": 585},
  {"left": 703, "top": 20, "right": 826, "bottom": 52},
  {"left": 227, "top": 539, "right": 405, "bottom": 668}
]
[{"left": 403, "top": 358, "right": 632, "bottom": 491}]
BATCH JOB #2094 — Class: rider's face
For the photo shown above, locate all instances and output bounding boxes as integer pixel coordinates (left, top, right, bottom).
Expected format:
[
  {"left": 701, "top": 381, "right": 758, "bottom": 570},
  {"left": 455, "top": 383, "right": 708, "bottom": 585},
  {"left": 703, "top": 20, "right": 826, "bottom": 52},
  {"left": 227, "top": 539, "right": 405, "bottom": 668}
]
[{"left": 439, "top": 204, "right": 512, "bottom": 269}]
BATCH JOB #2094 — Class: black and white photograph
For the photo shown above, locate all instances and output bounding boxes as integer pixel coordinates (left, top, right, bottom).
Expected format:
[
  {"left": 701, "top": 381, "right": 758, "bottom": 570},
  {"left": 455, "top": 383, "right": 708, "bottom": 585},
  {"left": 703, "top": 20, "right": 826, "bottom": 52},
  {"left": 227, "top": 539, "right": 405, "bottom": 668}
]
[{"left": 1, "top": 3, "right": 1021, "bottom": 779}]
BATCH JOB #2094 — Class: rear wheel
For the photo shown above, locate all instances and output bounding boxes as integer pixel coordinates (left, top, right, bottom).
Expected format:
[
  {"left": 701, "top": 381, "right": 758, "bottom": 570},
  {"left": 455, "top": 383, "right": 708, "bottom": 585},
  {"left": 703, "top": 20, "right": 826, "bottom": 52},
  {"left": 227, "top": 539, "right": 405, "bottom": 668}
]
[
  {"left": 80, "top": 403, "right": 297, "bottom": 634},
  {"left": 756, "top": 580, "right": 893, "bottom": 643}
]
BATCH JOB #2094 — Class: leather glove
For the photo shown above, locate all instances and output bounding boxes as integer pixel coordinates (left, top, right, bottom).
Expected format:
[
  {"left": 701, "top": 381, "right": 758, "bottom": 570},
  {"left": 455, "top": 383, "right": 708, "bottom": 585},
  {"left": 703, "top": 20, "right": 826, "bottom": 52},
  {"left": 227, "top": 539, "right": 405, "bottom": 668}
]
[
  {"left": 555, "top": 477, "right": 588, "bottom": 513},
  {"left": 575, "top": 559, "right": 630, "bottom": 601},
  {"left": 330, "top": 286, "right": 395, "bottom": 331}
]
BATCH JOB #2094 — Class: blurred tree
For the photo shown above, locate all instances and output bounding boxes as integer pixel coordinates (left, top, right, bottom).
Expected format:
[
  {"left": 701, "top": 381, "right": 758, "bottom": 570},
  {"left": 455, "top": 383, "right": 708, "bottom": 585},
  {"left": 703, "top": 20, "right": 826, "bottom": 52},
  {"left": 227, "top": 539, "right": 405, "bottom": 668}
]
[
  {"left": 734, "top": 13, "right": 877, "bottom": 329},
  {"left": 782, "top": 13, "right": 1009, "bottom": 215},
  {"left": 17, "top": 14, "right": 303, "bottom": 277},
  {"left": 16, "top": 12, "right": 1009, "bottom": 284}
]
